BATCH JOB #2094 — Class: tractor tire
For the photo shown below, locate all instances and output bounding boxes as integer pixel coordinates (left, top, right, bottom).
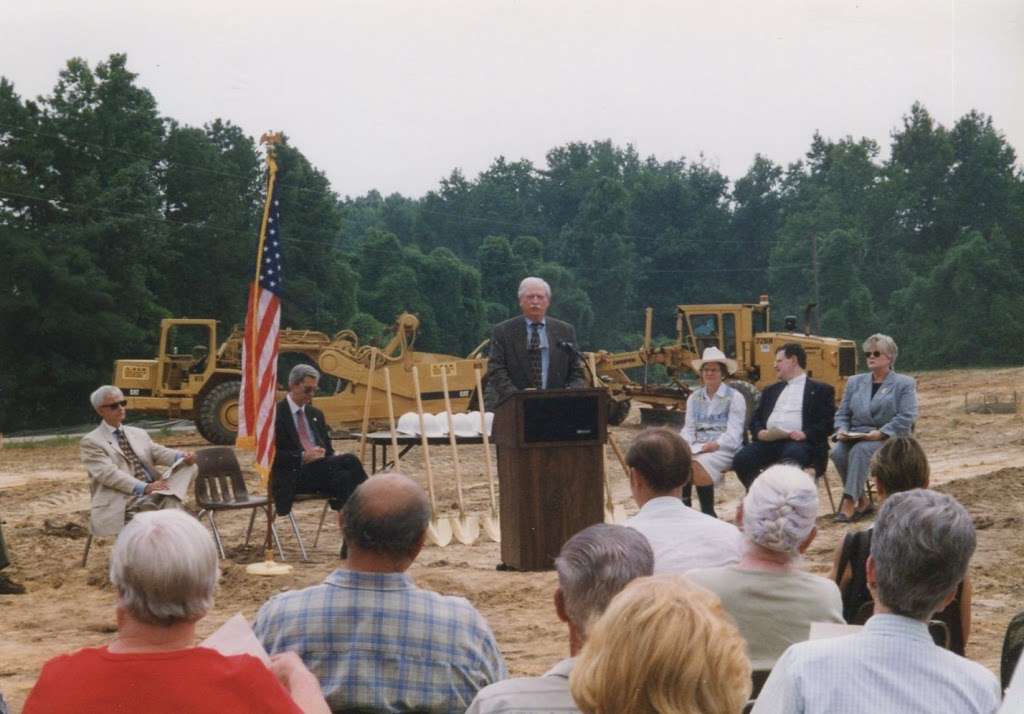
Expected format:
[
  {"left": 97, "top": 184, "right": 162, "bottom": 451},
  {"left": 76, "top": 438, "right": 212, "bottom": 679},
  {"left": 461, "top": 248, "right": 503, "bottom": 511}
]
[
  {"left": 197, "top": 381, "right": 242, "bottom": 445},
  {"left": 608, "top": 399, "right": 632, "bottom": 426},
  {"left": 726, "top": 379, "right": 761, "bottom": 431}
]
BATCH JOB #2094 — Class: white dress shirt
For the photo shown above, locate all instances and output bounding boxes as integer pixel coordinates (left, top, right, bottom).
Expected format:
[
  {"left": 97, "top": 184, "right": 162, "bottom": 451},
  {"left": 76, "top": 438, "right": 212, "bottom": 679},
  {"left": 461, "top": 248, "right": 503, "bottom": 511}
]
[
  {"left": 751, "top": 613, "right": 1001, "bottom": 714},
  {"left": 626, "top": 497, "right": 743, "bottom": 574},
  {"left": 766, "top": 373, "right": 807, "bottom": 433}
]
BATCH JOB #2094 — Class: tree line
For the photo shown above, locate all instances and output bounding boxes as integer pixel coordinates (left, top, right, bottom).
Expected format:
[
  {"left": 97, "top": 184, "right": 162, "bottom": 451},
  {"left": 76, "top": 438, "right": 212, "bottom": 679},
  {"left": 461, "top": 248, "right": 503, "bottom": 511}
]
[{"left": 2, "top": 54, "right": 1022, "bottom": 431}]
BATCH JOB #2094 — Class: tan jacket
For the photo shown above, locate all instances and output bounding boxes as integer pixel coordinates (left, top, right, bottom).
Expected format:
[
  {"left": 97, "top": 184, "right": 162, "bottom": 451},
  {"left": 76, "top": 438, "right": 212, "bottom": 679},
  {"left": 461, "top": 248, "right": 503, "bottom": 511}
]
[{"left": 80, "top": 424, "right": 180, "bottom": 536}]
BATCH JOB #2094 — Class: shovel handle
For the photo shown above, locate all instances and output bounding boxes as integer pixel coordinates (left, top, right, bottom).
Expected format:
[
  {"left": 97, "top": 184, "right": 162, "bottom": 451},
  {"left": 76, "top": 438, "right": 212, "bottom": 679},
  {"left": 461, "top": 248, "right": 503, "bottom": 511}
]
[
  {"left": 440, "top": 367, "right": 466, "bottom": 514},
  {"left": 474, "top": 366, "right": 498, "bottom": 514},
  {"left": 411, "top": 365, "right": 438, "bottom": 510},
  {"left": 382, "top": 368, "right": 400, "bottom": 469},
  {"left": 359, "top": 350, "right": 378, "bottom": 463}
]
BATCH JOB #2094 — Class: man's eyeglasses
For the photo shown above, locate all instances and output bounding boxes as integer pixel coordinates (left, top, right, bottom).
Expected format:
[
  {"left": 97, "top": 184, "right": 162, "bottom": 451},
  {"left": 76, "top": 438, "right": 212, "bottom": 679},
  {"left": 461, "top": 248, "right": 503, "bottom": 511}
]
[
  {"left": 102, "top": 400, "right": 128, "bottom": 410},
  {"left": 864, "top": 351, "right": 886, "bottom": 359}
]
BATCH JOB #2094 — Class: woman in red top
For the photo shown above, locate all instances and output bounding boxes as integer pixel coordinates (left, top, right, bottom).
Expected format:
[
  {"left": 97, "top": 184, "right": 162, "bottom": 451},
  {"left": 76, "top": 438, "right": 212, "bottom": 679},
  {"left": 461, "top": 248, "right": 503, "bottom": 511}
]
[{"left": 23, "top": 509, "right": 328, "bottom": 713}]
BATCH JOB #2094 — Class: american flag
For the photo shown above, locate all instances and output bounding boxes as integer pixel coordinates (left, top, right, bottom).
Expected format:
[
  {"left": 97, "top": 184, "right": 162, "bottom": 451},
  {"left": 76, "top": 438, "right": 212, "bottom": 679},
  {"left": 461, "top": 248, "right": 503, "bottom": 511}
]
[{"left": 236, "top": 159, "right": 282, "bottom": 483}]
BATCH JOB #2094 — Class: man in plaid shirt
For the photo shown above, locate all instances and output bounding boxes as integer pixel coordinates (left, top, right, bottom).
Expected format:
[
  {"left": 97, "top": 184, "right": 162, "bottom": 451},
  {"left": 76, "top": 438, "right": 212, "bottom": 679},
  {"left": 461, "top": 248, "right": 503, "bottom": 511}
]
[{"left": 254, "top": 473, "right": 507, "bottom": 712}]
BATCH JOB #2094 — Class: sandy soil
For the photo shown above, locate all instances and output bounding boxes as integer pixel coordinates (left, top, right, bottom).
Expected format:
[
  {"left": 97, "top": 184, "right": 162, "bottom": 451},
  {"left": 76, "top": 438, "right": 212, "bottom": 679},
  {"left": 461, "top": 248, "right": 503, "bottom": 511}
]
[{"left": 1, "top": 367, "right": 1023, "bottom": 711}]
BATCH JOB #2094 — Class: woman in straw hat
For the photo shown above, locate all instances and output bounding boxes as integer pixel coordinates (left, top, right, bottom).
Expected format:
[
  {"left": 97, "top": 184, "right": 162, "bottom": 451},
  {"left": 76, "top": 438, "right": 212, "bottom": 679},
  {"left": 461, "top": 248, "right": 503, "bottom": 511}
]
[{"left": 679, "top": 347, "right": 747, "bottom": 518}]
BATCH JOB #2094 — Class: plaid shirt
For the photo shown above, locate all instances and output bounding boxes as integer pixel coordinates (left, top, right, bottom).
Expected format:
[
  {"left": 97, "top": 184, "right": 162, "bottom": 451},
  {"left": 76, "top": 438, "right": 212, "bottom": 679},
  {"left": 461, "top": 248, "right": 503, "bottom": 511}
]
[{"left": 253, "top": 568, "right": 507, "bottom": 713}]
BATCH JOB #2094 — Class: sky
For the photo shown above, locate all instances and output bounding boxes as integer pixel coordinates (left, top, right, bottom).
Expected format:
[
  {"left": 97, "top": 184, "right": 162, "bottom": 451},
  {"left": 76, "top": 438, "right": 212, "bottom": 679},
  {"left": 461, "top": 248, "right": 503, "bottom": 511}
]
[{"left": 2, "top": 0, "right": 1022, "bottom": 198}]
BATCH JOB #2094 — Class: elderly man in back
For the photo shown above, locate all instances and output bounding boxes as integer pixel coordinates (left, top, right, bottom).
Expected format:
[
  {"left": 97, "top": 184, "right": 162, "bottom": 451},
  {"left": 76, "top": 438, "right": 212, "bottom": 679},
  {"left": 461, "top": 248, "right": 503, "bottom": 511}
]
[
  {"left": 752, "top": 489, "right": 1001, "bottom": 714},
  {"left": 467, "top": 523, "right": 654, "bottom": 713},
  {"left": 254, "top": 473, "right": 506, "bottom": 712},
  {"left": 80, "top": 385, "right": 197, "bottom": 537},
  {"left": 626, "top": 427, "right": 743, "bottom": 573}
]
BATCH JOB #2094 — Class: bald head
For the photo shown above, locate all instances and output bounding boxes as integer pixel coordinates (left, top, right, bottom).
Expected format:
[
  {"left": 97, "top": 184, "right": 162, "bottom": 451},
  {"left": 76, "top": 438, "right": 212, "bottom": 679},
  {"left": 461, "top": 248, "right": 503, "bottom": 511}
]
[{"left": 342, "top": 473, "right": 430, "bottom": 562}]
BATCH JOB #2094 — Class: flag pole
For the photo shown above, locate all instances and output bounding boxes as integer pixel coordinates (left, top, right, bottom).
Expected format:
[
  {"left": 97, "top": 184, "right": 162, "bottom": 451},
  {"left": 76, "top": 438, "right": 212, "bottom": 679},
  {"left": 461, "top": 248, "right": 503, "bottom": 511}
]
[{"left": 246, "top": 132, "right": 291, "bottom": 577}]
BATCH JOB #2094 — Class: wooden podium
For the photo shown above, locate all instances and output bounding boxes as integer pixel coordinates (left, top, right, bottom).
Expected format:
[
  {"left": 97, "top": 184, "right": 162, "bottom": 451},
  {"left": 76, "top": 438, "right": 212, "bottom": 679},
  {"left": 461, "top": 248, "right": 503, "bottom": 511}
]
[{"left": 492, "top": 388, "right": 607, "bottom": 570}]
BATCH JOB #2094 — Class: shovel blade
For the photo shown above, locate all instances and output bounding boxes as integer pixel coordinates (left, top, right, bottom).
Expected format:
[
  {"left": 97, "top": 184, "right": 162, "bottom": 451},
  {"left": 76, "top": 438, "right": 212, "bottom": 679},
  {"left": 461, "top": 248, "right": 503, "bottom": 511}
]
[
  {"left": 428, "top": 520, "right": 453, "bottom": 547},
  {"left": 481, "top": 514, "right": 501, "bottom": 543},
  {"left": 451, "top": 514, "right": 480, "bottom": 545}
]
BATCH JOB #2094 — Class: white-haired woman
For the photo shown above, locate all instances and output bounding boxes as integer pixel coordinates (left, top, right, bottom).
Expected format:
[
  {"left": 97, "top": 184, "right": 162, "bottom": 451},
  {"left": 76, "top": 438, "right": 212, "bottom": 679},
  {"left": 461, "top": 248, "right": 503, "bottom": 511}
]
[
  {"left": 688, "top": 465, "right": 844, "bottom": 669},
  {"left": 24, "top": 510, "right": 328, "bottom": 714},
  {"left": 680, "top": 347, "right": 747, "bottom": 518},
  {"left": 831, "top": 333, "right": 918, "bottom": 522}
]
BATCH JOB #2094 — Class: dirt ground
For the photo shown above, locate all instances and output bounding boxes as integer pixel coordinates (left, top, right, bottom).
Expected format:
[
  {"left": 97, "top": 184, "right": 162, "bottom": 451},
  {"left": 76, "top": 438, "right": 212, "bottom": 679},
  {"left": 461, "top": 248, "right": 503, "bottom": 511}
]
[{"left": 1, "top": 367, "right": 1023, "bottom": 711}]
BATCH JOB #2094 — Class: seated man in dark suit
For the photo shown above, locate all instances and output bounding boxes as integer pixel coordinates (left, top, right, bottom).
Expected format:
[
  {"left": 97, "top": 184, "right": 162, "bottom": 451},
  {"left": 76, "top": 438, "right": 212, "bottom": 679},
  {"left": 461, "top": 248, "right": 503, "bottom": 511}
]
[
  {"left": 484, "top": 276, "right": 587, "bottom": 410},
  {"left": 732, "top": 343, "right": 835, "bottom": 490},
  {"left": 272, "top": 364, "right": 368, "bottom": 517}
]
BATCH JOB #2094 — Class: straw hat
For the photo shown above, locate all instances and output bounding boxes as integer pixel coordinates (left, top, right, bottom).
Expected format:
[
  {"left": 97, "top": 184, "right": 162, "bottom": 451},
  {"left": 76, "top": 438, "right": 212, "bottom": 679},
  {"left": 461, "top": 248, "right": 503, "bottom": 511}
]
[{"left": 691, "top": 346, "right": 737, "bottom": 376}]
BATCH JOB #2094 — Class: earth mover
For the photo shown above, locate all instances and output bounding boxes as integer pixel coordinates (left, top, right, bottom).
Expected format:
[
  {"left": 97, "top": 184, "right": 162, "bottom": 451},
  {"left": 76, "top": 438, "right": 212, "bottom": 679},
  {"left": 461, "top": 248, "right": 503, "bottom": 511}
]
[
  {"left": 113, "top": 314, "right": 486, "bottom": 445},
  {"left": 587, "top": 296, "right": 858, "bottom": 425}
]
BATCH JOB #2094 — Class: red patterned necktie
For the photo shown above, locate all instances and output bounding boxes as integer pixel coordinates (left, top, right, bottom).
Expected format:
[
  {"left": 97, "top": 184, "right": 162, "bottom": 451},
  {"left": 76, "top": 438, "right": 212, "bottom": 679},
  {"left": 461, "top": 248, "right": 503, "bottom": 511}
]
[
  {"left": 296, "top": 408, "right": 316, "bottom": 450},
  {"left": 528, "top": 322, "right": 543, "bottom": 388}
]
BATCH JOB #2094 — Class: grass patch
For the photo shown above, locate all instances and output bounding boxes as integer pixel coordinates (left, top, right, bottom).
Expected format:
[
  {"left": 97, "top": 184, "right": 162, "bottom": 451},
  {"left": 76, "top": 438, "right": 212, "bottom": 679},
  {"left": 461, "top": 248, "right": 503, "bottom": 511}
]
[{"left": 4, "top": 435, "right": 79, "bottom": 450}]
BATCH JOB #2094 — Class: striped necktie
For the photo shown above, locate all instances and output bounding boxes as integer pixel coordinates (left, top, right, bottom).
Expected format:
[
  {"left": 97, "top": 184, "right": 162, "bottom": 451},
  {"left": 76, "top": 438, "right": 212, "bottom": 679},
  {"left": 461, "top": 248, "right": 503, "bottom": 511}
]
[{"left": 528, "top": 322, "right": 543, "bottom": 388}]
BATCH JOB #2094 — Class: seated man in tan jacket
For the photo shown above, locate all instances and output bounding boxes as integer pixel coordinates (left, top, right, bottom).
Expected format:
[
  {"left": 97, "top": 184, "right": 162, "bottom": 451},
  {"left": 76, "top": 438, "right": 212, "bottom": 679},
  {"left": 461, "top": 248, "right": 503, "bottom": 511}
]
[{"left": 80, "top": 385, "right": 197, "bottom": 536}]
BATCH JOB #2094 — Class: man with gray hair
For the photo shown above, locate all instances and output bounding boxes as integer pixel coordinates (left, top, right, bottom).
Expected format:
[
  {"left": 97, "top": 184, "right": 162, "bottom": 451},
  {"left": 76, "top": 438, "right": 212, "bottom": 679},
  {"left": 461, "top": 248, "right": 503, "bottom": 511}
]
[
  {"left": 752, "top": 489, "right": 1001, "bottom": 714},
  {"left": 270, "top": 363, "right": 367, "bottom": 516},
  {"left": 80, "top": 385, "right": 198, "bottom": 536},
  {"left": 255, "top": 473, "right": 506, "bottom": 712},
  {"left": 484, "top": 276, "right": 586, "bottom": 410},
  {"left": 467, "top": 523, "right": 654, "bottom": 713}
]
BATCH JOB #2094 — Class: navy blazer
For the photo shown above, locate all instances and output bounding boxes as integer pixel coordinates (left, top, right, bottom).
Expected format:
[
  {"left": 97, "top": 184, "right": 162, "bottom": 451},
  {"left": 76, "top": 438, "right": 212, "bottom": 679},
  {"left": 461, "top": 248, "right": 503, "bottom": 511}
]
[
  {"left": 749, "top": 376, "right": 836, "bottom": 447},
  {"left": 834, "top": 371, "right": 917, "bottom": 437},
  {"left": 271, "top": 398, "right": 335, "bottom": 498}
]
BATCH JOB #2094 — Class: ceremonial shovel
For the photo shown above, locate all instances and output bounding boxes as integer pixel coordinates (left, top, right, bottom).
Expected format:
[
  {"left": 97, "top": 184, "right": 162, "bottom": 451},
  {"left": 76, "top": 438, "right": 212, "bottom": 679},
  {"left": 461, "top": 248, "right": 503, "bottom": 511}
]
[
  {"left": 473, "top": 364, "right": 500, "bottom": 542},
  {"left": 411, "top": 365, "right": 452, "bottom": 547},
  {"left": 587, "top": 352, "right": 628, "bottom": 524},
  {"left": 358, "top": 349, "right": 378, "bottom": 464},
  {"left": 441, "top": 366, "right": 480, "bottom": 545},
  {"left": 382, "top": 368, "right": 401, "bottom": 470}
]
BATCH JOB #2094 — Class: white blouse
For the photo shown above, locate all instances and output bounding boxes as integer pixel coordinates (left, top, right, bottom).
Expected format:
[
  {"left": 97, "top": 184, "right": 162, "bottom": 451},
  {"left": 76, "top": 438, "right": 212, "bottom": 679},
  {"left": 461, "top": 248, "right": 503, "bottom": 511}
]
[{"left": 680, "top": 384, "right": 747, "bottom": 453}]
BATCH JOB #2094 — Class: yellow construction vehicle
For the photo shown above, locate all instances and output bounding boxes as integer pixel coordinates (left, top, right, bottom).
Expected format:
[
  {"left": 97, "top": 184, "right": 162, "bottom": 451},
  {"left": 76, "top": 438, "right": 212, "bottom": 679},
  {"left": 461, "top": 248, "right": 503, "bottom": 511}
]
[
  {"left": 113, "top": 314, "right": 485, "bottom": 445},
  {"left": 587, "top": 296, "right": 858, "bottom": 425}
]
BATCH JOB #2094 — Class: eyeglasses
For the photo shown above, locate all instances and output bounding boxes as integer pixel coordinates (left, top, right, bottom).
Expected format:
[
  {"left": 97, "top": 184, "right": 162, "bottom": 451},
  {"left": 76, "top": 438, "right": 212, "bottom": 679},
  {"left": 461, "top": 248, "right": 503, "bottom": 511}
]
[
  {"left": 102, "top": 400, "right": 128, "bottom": 410},
  {"left": 864, "top": 351, "right": 887, "bottom": 359}
]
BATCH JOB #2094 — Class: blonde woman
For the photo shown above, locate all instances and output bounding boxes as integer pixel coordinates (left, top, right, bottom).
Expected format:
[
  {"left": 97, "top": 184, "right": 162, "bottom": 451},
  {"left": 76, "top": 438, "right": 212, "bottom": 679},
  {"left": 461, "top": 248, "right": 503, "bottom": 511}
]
[{"left": 570, "top": 575, "right": 751, "bottom": 714}]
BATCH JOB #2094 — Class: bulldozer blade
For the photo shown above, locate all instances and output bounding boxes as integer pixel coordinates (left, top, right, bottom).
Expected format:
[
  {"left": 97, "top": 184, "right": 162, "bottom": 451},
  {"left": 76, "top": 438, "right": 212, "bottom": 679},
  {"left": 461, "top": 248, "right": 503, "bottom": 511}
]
[
  {"left": 481, "top": 514, "right": 501, "bottom": 543},
  {"left": 427, "top": 520, "right": 453, "bottom": 548},
  {"left": 451, "top": 514, "right": 480, "bottom": 545}
]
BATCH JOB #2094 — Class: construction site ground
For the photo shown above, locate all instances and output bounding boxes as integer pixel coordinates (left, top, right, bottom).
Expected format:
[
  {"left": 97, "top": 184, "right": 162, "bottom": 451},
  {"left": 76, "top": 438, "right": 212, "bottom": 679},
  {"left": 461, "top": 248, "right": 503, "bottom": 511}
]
[{"left": 1, "top": 366, "right": 1022, "bottom": 711}]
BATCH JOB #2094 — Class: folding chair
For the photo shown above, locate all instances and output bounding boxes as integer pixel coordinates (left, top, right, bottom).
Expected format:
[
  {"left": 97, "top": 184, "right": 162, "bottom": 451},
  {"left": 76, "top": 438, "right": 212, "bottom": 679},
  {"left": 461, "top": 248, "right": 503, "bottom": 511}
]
[
  {"left": 290, "top": 494, "right": 337, "bottom": 554},
  {"left": 1001, "top": 610, "right": 1024, "bottom": 692},
  {"left": 193, "top": 447, "right": 296, "bottom": 560}
]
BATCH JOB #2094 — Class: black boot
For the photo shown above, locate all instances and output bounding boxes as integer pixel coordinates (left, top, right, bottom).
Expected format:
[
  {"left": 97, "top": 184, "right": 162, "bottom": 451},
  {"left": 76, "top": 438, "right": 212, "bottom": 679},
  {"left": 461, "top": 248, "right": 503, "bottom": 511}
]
[
  {"left": 681, "top": 482, "right": 694, "bottom": 508},
  {"left": 696, "top": 485, "right": 717, "bottom": 519}
]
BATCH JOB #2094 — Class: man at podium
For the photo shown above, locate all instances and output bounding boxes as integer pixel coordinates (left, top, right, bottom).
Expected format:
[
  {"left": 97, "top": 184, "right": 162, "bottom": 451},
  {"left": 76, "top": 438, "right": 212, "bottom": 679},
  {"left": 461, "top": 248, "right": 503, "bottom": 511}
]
[{"left": 485, "top": 277, "right": 587, "bottom": 410}]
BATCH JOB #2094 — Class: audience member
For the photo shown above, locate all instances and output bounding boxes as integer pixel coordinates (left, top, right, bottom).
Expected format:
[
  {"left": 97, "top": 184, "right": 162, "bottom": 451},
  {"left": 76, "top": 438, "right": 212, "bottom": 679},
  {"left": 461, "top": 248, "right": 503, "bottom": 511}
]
[
  {"left": 254, "top": 473, "right": 506, "bottom": 712},
  {"left": 80, "top": 385, "right": 197, "bottom": 536},
  {"left": 830, "top": 435, "right": 971, "bottom": 654},
  {"left": 679, "top": 346, "right": 747, "bottom": 518},
  {"left": 732, "top": 343, "right": 835, "bottom": 490},
  {"left": 830, "top": 333, "right": 918, "bottom": 522},
  {"left": 626, "top": 427, "right": 743, "bottom": 573},
  {"left": 689, "top": 465, "right": 843, "bottom": 669},
  {"left": 271, "top": 364, "right": 368, "bottom": 517},
  {"left": 570, "top": 574, "right": 751, "bottom": 714},
  {"left": 23, "top": 510, "right": 328, "bottom": 713},
  {"left": 468, "top": 524, "right": 654, "bottom": 713},
  {"left": 752, "top": 490, "right": 1000, "bottom": 714}
]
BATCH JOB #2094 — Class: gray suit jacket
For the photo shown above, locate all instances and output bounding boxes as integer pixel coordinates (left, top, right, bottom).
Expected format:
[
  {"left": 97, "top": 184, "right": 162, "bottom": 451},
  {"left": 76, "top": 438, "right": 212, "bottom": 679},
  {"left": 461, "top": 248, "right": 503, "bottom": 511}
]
[
  {"left": 484, "top": 315, "right": 586, "bottom": 410},
  {"left": 834, "top": 371, "right": 918, "bottom": 437},
  {"left": 80, "top": 424, "right": 181, "bottom": 536}
]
